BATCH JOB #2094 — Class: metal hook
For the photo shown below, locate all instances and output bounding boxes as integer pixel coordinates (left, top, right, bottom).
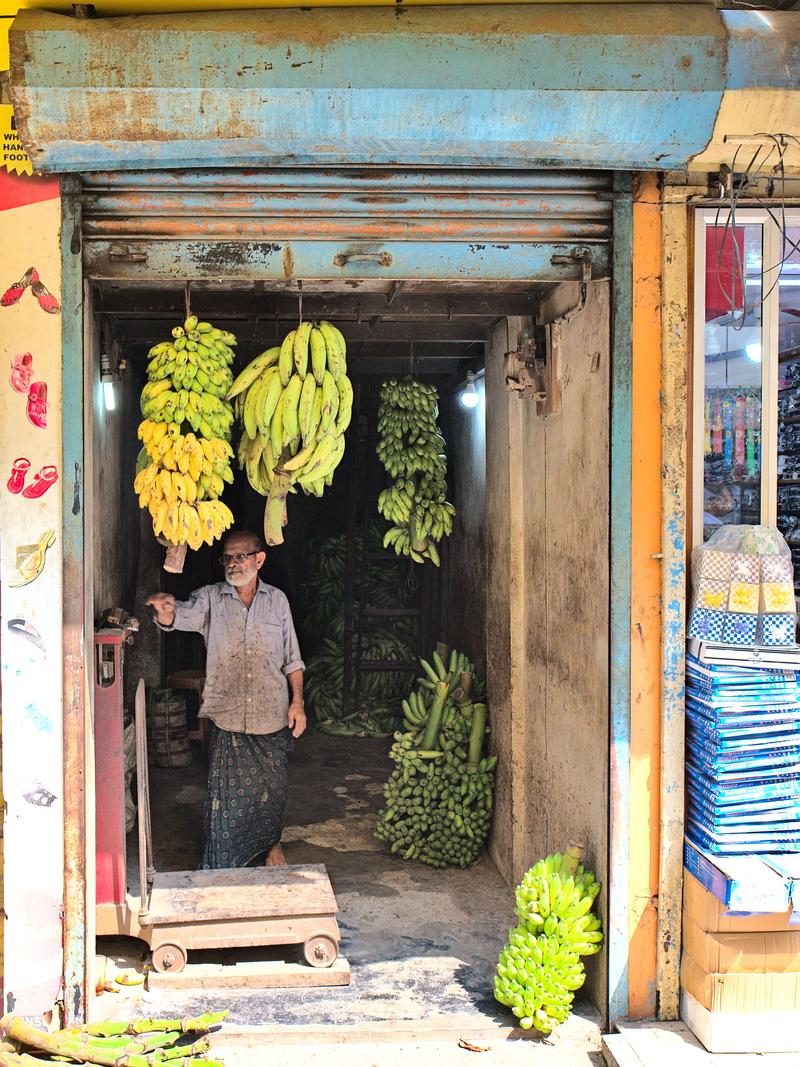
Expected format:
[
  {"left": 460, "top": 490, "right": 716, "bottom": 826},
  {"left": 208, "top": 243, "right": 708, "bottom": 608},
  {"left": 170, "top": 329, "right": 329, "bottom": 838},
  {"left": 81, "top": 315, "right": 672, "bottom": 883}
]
[{"left": 184, "top": 280, "right": 192, "bottom": 323}]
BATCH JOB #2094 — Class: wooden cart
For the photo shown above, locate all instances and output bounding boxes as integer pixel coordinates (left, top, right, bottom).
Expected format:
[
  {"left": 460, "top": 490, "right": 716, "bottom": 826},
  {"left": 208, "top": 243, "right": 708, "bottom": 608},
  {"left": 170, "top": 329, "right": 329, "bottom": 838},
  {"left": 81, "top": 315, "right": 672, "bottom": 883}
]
[{"left": 97, "top": 679, "right": 344, "bottom": 980}]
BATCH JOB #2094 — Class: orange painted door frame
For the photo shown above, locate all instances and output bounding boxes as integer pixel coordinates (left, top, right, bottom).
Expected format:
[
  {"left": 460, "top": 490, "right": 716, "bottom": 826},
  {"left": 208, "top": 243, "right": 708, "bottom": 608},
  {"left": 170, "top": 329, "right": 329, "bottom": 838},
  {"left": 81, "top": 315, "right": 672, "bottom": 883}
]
[{"left": 628, "top": 172, "right": 663, "bottom": 1019}]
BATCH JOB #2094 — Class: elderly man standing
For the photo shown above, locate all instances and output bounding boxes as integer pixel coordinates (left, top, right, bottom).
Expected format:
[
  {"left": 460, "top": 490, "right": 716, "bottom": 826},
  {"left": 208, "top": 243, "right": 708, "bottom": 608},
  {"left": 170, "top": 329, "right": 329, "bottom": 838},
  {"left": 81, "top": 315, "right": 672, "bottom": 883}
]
[{"left": 146, "top": 530, "right": 306, "bottom": 869}]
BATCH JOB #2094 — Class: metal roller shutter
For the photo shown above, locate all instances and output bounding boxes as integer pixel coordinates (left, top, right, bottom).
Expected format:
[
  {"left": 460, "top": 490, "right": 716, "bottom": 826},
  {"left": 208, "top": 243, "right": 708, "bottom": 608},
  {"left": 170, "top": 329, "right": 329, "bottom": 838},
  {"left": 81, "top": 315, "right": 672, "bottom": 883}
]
[{"left": 80, "top": 169, "right": 612, "bottom": 284}]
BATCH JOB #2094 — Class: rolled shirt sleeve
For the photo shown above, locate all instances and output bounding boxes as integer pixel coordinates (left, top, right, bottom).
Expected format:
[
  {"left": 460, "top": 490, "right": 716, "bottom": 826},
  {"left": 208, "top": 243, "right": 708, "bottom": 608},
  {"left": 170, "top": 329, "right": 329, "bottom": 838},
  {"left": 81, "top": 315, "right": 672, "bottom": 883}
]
[
  {"left": 155, "top": 586, "right": 211, "bottom": 637},
  {"left": 277, "top": 591, "right": 305, "bottom": 676}
]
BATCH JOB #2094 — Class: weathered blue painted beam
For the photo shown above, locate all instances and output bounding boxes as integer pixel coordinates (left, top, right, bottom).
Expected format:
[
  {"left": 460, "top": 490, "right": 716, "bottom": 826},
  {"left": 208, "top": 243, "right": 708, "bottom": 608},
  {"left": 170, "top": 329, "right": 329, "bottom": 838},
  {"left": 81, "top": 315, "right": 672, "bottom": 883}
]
[
  {"left": 82, "top": 237, "right": 611, "bottom": 281},
  {"left": 9, "top": 5, "right": 729, "bottom": 172}
]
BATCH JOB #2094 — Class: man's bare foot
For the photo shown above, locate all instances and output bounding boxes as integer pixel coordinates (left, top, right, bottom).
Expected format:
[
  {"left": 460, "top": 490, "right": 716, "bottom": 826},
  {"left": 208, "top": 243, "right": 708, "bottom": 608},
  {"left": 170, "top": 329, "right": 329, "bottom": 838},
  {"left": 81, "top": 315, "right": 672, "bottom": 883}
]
[{"left": 265, "top": 843, "right": 286, "bottom": 866}]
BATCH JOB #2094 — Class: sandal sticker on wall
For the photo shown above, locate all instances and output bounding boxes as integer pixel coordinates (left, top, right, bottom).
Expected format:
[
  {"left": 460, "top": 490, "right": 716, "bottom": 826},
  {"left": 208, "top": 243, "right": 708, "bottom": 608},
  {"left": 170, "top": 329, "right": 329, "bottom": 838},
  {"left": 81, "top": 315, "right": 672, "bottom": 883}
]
[
  {"left": 9, "top": 528, "right": 56, "bottom": 588},
  {"left": 6, "top": 618, "right": 47, "bottom": 657},
  {"left": 7, "top": 458, "right": 58, "bottom": 498},
  {"left": 9, "top": 354, "right": 49, "bottom": 428},
  {"left": 1, "top": 267, "right": 60, "bottom": 314}
]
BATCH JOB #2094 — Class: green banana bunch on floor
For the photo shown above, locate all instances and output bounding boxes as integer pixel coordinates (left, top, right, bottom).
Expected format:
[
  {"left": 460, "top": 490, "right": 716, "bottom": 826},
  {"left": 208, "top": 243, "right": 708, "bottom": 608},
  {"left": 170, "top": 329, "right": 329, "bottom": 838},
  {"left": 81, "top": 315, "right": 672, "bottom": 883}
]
[
  {"left": 494, "top": 846, "right": 604, "bottom": 1035},
  {"left": 376, "top": 379, "right": 454, "bottom": 565},
  {"left": 374, "top": 645, "right": 496, "bottom": 868},
  {"left": 135, "top": 316, "right": 236, "bottom": 549},
  {"left": 229, "top": 320, "right": 353, "bottom": 546}
]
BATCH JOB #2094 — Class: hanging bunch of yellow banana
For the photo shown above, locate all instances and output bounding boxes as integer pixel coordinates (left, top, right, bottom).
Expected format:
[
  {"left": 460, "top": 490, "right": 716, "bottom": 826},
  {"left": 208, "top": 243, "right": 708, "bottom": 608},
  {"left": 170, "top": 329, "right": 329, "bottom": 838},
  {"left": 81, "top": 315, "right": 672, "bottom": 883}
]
[
  {"left": 228, "top": 320, "right": 353, "bottom": 546},
  {"left": 133, "top": 315, "right": 235, "bottom": 549}
]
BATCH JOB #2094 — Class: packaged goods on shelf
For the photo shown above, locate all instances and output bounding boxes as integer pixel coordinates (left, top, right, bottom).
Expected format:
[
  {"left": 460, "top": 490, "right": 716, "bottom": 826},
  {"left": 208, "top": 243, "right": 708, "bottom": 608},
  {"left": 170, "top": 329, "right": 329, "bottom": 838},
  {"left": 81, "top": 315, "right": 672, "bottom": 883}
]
[
  {"left": 685, "top": 652, "right": 800, "bottom": 854},
  {"left": 687, "top": 525, "right": 797, "bottom": 647}
]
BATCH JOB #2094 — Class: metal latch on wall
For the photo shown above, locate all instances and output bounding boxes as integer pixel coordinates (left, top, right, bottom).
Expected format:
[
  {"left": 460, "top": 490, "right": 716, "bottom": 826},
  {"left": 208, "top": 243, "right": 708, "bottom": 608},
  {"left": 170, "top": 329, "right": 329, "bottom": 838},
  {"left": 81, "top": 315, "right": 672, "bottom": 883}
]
[
  {"left": 504, "top": 249, "right": 592, "bottom": 415},
  {"left": 107, "top": 244, "right": 147, "bottom": 263}
]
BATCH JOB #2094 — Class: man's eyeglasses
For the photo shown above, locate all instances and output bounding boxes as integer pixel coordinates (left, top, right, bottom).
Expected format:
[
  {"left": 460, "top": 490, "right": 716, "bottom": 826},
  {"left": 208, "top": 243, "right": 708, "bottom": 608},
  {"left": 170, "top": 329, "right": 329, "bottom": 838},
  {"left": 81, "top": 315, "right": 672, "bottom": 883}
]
[{"left": 219, "top": 551, "right": 260, "bottom": 565}]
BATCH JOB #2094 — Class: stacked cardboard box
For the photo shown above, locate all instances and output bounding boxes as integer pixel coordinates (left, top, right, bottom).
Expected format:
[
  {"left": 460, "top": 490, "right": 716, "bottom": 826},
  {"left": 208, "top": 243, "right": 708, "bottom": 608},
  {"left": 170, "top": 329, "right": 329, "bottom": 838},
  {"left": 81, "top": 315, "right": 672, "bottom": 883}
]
[{"left": 682, "top": 860, "right": 800, "bottom": 1052}]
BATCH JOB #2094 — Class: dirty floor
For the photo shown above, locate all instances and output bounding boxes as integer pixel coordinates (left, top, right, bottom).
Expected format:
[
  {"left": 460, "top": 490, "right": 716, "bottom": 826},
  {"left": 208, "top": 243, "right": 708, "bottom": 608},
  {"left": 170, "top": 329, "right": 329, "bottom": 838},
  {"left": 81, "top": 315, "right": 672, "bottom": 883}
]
[{"left": 102, "top": 728, "right": 600, "bottom": 1047}]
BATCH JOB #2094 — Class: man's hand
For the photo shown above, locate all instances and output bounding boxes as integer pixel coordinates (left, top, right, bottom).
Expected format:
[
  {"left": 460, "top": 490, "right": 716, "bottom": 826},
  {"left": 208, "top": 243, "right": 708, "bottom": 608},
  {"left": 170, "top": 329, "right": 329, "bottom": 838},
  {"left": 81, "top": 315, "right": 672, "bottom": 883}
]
[
  {"left": 145, "top": 592, "right": 176, "bottom": 626},
  {"left": 288, "top": 701, "right": 307, "bottom": 739}
]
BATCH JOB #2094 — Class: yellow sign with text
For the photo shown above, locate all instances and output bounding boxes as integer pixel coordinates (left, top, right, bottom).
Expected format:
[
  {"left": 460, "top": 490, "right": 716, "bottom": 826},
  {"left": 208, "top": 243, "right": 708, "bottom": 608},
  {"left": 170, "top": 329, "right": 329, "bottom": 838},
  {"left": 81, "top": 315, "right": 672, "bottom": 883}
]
[{"left": 0, "top": 104, "right": 32, "bottom": 175}]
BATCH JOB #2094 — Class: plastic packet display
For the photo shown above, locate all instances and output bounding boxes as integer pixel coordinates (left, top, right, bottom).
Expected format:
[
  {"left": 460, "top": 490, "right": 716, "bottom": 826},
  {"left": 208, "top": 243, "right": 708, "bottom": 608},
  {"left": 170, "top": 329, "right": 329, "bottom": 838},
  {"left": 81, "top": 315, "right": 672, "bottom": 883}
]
[{"left": 688, "top": 525, "right": 797, "bottom": 648}]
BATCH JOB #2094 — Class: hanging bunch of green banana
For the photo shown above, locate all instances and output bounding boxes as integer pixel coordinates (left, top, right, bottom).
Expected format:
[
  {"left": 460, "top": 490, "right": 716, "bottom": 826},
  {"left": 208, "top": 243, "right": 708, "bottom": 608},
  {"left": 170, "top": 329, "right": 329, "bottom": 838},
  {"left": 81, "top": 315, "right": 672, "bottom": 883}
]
[
  {"left": 494, "top": 846, "right": 603, "bottom": 1035},
  {"left": 228, "top": 320, "right": 353, "bottom": 546},
  {"left": 374, "top": 645, "right": 496, "bottom": 867},
  {"left": 134, "top": 315, "right": 236, "bottom": 549},
  {"left": 376, "top": 379, "right": 455, "bottom": 565}
]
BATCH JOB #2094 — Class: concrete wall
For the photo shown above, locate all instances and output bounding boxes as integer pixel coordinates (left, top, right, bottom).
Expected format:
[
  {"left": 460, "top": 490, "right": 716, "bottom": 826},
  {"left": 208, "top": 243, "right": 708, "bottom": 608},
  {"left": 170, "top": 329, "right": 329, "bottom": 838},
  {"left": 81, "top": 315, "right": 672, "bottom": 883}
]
[
  {"left": 446, "top": 380, "right": 487, "bottom": 672},
  {"left": 485, "top": 284, "right": 610, "bottom": 1014}
]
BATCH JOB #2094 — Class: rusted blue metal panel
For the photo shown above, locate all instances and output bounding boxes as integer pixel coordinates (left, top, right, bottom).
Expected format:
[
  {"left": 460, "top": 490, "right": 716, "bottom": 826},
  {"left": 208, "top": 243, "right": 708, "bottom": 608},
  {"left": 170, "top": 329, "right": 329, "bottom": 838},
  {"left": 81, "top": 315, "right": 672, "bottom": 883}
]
[
  {"left": 723, "top": 10, "right": 800, "bottom": 90},
  {"left": 79, "top": 167, "right": 613, "bottom": 248},
  {"left": 82, "top": 238, "right": 611, "bottom": 282},
  {"left": 9, "top": 6, "right": 728, "bottom": 172}
]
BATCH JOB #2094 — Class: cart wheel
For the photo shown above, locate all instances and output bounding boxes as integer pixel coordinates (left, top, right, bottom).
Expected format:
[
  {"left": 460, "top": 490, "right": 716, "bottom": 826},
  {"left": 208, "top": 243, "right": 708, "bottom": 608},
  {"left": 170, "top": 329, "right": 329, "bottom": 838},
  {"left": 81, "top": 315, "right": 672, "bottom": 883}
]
[
  {"left": 303, "top": 933, "right": 339, "bottom": 968},
  {"left": 151, "top": 942, "right": 187, "bottom": 973}
]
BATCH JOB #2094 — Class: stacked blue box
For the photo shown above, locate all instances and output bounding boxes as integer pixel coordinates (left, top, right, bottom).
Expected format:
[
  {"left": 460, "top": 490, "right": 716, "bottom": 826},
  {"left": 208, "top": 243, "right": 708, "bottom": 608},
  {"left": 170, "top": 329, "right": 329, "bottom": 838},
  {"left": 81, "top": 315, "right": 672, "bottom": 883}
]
[{"left": 686, "top": 651, "right": 800, "bottom": 855}]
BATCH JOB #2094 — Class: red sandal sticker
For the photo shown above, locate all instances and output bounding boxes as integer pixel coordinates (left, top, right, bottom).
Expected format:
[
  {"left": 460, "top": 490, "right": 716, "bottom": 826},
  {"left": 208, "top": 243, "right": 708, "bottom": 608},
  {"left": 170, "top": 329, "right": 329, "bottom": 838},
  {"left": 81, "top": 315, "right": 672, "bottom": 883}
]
[
  {"left": 10, "top": 352, "right": 33, "bottom": 394},
  {"left": 26, "top": 381, "right": 48, "bottom": 429},
  {"left": 1, "top": 266, "right": 60, "bottom": 314}
]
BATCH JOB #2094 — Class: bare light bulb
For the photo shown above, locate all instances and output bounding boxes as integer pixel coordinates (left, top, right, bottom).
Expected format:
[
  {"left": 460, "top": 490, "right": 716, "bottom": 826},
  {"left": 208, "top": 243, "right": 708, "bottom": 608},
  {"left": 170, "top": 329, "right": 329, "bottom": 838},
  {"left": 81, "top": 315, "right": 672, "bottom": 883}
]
[
  {"left": 103, "top": 378, "right": 116, "bottom": 412},
  {"left": 461, "top": 372, "right": 480, "bottom": 409}
]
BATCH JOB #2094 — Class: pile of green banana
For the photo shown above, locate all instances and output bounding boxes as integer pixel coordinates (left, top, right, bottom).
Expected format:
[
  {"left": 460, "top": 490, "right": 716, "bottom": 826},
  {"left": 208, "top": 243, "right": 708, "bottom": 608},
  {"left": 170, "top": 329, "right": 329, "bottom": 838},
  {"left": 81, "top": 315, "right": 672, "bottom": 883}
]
[
  {"left": 374, "top": 646, "right": 496, "bottom": 868},
  {"left": 305, "top": 622, "right": 417, "bottom": 738},
  {"left": 299, "top": 525, "right": 420, "bottom": 737},
  {"left": 494, "top": 846, "right": 603, "bottom": 1034},
  {"left": 376, "top": 379, "right": 455, "bottom": 565},
  {"left": 134, "top": 315, "right": 236, "bottom": 549},
  {"left": 228, "top": 320, "right": 353, "bottom": 546}
]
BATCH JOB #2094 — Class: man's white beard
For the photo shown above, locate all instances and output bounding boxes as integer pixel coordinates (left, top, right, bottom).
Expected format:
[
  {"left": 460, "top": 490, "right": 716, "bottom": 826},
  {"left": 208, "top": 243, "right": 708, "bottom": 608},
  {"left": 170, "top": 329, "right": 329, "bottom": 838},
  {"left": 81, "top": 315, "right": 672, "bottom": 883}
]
[{"left": 225, "top": 571, "right": 250, "bottom": 587}]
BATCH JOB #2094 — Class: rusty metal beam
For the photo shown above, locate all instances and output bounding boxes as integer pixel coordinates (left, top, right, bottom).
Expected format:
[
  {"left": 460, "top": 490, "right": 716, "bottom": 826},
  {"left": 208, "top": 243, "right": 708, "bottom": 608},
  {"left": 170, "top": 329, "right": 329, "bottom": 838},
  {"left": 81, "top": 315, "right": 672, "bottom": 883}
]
[
  {"left": 61, "top": 177, "right": 91, "bottom": 1026},
  {"left": 94, "top": 289, "right": 537, "bottom": 320},
  {"left": 106, "top": 319, "right": 492, "bottom": 345}
]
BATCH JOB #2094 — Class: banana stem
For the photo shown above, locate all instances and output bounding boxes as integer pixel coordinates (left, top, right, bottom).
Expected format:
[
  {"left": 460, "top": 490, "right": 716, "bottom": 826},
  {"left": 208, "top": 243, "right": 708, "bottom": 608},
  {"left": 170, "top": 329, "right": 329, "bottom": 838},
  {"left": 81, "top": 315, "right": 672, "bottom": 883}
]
[
  {"left": 459, "top": 671, "right": 474, "bottom": 699},
  {"left": 467, "top": 703, "right": 486, "bottom": 768},
  {"left": 435, "top": 642, "right": 450, "bottom": 661},
  {"left": 420, "top": 681, "right": 448, "bottom": 750},
  {"left": 60, "top": 1012, "right": 227, "bottom": 1038},
  {"left": 264, "top": 471, "right": 291, "bottom": 546},
  {"left": 563, "top": 842, "right": 584, "bottom": 875}
]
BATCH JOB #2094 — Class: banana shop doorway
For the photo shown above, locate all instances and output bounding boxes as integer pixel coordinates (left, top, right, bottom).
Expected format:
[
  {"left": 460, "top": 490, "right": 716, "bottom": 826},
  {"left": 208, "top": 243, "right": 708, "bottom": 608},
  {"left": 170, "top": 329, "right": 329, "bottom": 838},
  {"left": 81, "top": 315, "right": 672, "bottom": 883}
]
[{"left": 72, "top": 167, "right": 617, "bottom": 1035}]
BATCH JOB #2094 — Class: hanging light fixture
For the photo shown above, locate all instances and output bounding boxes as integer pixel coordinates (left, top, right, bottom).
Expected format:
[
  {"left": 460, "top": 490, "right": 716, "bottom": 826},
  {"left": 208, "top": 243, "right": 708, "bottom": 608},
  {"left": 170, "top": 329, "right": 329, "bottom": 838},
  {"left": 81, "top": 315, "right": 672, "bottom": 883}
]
[
  {"left": 100, "top": 351, "right": 119, "bottom": 412},
  {"left": 461, "top": 370, "right": 480, "bottom": 409}
]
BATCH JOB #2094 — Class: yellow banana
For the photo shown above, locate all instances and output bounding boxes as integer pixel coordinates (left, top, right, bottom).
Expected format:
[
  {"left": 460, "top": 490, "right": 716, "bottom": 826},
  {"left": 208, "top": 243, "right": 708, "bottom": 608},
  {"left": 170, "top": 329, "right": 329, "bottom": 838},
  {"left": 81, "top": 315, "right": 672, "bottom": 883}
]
[
  {"left": 281, "top": 375, "right": 303, "bottom": 442},
  {"left": 278, "top": 330, "right": 295, "bottom": 387},
  {"left": 310, "top": 326, "right": 327, "bottom": 385},
  {"left": 293, "top": 321, "right": 312, "bottom": 379},
  {"left": 319, "top": 370, "right": 340, "bottom": 433}
]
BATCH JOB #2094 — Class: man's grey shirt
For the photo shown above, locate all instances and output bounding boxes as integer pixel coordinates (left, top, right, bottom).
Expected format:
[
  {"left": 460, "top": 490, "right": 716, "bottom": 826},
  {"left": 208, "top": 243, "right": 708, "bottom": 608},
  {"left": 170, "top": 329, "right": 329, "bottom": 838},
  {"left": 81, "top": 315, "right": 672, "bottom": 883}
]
[{"left": 158, "top": 580, "right": 304, "bottom": 734}]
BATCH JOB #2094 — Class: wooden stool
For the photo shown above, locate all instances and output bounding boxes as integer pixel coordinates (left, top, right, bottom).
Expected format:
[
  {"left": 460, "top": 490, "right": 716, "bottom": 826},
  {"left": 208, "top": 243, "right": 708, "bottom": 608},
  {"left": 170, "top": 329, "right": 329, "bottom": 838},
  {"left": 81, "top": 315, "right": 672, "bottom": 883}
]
[{"left": 166, "top": 670, "right": 209, "bottom": 754}]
